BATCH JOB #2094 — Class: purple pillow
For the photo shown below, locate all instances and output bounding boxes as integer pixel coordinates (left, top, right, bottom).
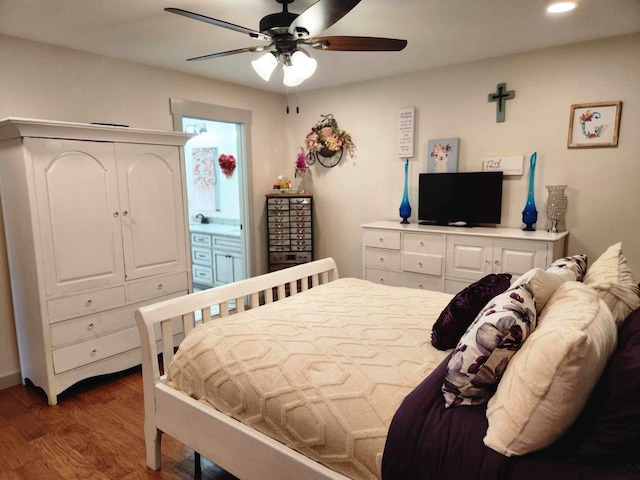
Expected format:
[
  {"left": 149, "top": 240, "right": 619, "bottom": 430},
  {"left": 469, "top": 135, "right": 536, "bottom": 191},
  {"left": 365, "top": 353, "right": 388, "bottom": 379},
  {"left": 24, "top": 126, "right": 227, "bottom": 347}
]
[
  {"left": 539, "top": 306, "right": 640, "bottom": 465},
  {"left": 431, "top": 273, "right": 512, "bottom": 351}
]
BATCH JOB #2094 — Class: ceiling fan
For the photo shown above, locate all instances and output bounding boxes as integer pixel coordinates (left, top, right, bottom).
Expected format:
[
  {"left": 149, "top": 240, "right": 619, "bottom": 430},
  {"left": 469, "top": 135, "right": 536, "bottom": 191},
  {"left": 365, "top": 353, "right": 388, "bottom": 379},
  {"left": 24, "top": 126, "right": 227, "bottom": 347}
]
[{"left": 165, "top": 0, "right": 407, "bottom": 86}]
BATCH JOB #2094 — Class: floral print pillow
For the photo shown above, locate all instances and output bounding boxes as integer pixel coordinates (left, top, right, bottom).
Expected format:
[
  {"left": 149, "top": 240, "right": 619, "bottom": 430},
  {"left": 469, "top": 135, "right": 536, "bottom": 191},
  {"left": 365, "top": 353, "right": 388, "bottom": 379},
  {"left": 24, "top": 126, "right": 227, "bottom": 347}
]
[
  {"left": 442, "top": 283, "right": 537, "bottom": 408},
  {"left": 547, "top": 254, "right": 588, "bottom": 282}
]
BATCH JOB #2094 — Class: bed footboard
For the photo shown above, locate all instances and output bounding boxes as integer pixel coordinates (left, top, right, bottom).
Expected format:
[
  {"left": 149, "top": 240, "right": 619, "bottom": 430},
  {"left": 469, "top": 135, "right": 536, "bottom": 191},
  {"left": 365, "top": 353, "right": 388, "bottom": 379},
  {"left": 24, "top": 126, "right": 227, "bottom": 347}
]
[{"left": 135, "top": 258, "right": 341, "bottom": 477}]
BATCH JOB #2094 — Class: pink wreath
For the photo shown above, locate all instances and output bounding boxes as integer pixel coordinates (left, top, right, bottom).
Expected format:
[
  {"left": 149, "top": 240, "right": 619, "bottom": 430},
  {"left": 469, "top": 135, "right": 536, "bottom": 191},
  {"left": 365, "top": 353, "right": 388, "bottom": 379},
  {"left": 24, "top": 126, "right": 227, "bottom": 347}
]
[{"left": 218, "top": 154, "right": 237, "bottom": 178}]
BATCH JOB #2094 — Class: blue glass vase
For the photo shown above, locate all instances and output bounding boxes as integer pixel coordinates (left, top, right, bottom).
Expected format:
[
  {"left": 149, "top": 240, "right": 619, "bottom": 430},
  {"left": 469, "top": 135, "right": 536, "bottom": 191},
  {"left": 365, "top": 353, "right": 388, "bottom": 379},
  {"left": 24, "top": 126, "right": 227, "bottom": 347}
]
[
  {"left": 522, "top": 152, "right": 538, "bottom": 231},
  {"left": 399, "top": 159, "right": 412, "bottom": 224}
]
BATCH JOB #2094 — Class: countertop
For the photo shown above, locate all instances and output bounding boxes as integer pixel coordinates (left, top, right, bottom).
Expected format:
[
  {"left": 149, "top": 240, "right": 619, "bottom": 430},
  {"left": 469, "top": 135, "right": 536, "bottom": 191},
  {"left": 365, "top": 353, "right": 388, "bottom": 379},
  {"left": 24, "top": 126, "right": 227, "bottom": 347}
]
[{"left": 189, "top": 223, "right": 241, "bottom": 238}]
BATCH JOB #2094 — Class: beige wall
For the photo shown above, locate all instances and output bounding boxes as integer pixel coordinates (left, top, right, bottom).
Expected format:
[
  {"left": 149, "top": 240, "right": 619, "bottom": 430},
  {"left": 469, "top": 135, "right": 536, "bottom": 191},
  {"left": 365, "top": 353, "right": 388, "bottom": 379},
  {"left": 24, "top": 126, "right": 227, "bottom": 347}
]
[
  {"left": 0, "top": 35, "right": 287, "bottom": 382},
  {"left": 286, "top": 33, "right": 640, "bottom": 281},
  {"left": 1, "top": 32, "right": 639, "bottom": 385}
]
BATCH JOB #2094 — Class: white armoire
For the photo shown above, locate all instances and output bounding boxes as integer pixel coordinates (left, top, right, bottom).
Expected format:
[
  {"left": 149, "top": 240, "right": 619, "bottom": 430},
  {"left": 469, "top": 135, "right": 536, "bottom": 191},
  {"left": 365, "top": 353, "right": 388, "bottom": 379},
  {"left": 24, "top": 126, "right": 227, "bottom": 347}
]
[{"left": 0, "top": 118, "right": 192, "bottom": 405}]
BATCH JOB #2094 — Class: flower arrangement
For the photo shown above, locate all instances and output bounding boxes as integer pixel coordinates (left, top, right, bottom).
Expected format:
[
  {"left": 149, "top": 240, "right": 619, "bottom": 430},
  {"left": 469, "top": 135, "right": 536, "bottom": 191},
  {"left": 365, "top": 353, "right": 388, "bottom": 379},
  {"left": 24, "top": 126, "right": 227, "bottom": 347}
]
[
  {"left": 304, "top": 114, "right": 356, "bottom": 158},
  {"left": 218, "top": 154, "right": 236, "bottom": 178},
  {"left": 294, "top": 148, "right": 309, "bottom": 177}
]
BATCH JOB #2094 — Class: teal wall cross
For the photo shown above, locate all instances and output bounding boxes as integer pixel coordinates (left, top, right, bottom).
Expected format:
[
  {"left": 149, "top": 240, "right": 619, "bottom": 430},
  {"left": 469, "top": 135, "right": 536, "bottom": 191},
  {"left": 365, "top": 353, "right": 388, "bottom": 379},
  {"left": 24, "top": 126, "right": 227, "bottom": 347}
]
[{"left": 488, "top": 83, "right": 515, "bottom": 123}]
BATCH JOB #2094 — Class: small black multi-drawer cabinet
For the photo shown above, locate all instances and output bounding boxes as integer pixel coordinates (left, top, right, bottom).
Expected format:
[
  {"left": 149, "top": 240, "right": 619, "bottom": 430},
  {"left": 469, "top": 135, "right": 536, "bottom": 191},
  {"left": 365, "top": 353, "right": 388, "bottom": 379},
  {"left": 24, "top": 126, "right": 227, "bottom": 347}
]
[{"left": 266, "top": 194, "right": 313, "bottom": 272}]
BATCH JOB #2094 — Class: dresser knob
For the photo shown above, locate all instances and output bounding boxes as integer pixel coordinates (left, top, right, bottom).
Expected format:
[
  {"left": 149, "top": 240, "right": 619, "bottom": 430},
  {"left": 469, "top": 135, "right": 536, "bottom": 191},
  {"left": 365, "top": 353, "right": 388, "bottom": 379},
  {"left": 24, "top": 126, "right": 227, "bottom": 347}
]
[
  {"left": 485, "top": 259, "right": 491, "bottom": 264},
  {"left": 380, "top": 278, "right": 385, "bottom": 284},
  {"left": 418, "top": 262, "right": 423, "bottom": 268},
  {"left": 91, "top": 349, "right": 97, "bottom": 356},
  {"left": 158, "top": 283, "right": 164, "bottom": 289},
  {"left": 85, "top": 299, "right": 93, "bottom": 307},
  {"left": 418, "top": 284, "right": 424, "bottom": 289},
  {"left": 420, "top": 241, "right": 424, "bottom": 247},
  {"left": 494, "top": 260, "right": 500, "bottom": 266},
  {"left": 88, "top": 323, "right": 94, "bottom": 330},
  {"left": 379, "top": 257, "right": 384, "bottom": 263}
]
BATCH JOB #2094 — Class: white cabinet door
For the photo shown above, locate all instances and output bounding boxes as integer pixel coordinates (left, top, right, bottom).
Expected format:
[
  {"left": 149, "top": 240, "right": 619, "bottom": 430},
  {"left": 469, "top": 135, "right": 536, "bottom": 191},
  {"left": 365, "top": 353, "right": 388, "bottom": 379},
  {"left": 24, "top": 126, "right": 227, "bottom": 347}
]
[
  {"left": 446, "top": 235, "right": 493, "bottom": 281},
  {"left": 493, "top": 239, "right": 547, "bottom": 277},
  {"left": 29, "top": 138, "right": 125, "bottom": 296},
  {"left": 115, "top": 143, "right": 187, "bottom": 280}
]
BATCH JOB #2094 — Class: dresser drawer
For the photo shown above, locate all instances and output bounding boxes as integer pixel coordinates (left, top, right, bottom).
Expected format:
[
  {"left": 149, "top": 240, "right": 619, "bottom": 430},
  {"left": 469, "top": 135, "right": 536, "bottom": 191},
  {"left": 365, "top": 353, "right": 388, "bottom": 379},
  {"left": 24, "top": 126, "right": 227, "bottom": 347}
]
[
  {"left": 363, "top": 229, "right": 401, "bottom": 250},
  {"left": 290, "top": 197, "right": 311, "bottom": 206},
  {"left": 48, "top": 286, "right": 126, "bottom": 323},
  {"left": 192, "top": 246, "right": 213, "bottom": 266},
  {"left": 192, "top": 264, "right": 214, "bottom": 285},
  {"left": 267, "top": 203, "right": 290, "bottom": 212},
  {"left": 267, "top": 197, "right": 290, "bottom": 206},
  {"left": 401, "top": 252, "right": 443, "bottom": 276},
  {"left": 365, "top": 248, "right": 401, "bottom": 270},
  {"left": 403, "top": 233, "right": 444, "bottom": 254},
  {"left": 191, "top": 233, "right": 212, "bottom": 248},
  {"left": 270, "top": 252, "right": 312, "bottom": 264},
  {"left": 50, "top": 291, "right": 184, "bottom": 348},
  {"left": 126, "top": 271, "right": 188, "bottom": 303},
  {"left": 290, "top": 203, "right": 311, "bottom": 213},
  {"left": 52, "top": 326, "right": 140, "bottom": 374}
]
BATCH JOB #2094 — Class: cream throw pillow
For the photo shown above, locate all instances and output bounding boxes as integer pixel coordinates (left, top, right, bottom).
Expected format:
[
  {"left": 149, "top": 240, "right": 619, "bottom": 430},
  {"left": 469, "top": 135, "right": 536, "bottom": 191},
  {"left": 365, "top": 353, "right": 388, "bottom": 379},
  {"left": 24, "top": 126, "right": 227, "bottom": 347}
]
[
  {"left": 483, "top": 282, "right": 617, "bottom": 457},
  {"left": 510, "top": 267, "right": 570, "bottom": 314},
  {"left": 584, "top": 242, "right": 640, "bottom": 325}
]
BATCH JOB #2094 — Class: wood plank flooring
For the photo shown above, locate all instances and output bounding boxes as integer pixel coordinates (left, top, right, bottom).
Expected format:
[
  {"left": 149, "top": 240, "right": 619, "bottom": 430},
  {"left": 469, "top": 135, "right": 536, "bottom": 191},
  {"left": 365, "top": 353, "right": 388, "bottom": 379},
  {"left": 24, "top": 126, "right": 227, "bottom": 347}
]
[{"left": 0, "top": 367, "right": 238, "bottom": 480}]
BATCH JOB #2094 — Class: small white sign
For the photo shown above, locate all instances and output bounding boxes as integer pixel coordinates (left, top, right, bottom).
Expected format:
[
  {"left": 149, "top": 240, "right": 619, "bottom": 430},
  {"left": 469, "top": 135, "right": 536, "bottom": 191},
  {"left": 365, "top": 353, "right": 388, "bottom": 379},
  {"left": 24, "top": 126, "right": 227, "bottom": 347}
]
[
  {"left": 483, "top": 155, "right": 524, "bottom": 175},
  {"left": 398, "top": 107, "right": 415, "bottom": 158}
]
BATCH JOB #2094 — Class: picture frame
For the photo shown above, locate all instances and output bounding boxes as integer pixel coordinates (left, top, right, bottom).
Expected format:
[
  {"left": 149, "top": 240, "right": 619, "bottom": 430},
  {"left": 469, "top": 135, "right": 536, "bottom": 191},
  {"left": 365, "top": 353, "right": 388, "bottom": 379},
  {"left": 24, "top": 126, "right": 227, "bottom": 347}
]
[
  {"left": 567, "top": 101, "right": 622, "bottom": 148},
  {"left": 426, "top": 138, "right": 459, "bottom": 173}
]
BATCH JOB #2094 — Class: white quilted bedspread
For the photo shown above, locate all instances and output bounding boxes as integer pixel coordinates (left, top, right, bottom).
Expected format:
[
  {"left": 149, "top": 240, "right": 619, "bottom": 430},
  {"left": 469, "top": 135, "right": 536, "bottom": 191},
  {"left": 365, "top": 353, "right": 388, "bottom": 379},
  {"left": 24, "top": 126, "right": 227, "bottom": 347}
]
[{"left": 167, "top": 278, "right": 452, "bottom": 479}]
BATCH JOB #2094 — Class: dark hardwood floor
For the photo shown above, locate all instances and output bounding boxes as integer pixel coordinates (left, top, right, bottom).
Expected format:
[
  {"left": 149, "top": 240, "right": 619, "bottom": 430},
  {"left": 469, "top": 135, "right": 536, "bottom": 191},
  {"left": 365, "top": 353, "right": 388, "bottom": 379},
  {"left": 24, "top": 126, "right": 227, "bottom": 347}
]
[{"left": 0, "top": 367, "right": 238, "bottom": 480}]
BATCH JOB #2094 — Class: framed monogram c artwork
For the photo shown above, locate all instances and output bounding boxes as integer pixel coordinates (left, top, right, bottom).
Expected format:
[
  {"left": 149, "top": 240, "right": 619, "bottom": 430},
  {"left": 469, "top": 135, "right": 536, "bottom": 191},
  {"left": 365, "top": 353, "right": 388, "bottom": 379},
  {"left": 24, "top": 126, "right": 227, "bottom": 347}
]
[{"left": 567, "top": 101, "right": 622, "bottom": 148}]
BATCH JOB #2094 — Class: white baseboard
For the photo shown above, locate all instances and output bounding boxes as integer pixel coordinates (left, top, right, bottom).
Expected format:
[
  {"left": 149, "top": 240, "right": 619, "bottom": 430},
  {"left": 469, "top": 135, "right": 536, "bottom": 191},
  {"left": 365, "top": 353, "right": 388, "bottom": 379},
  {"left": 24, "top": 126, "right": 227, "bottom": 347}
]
[{"left": 0, "top": 372, "right": 22, "bottom": 391}]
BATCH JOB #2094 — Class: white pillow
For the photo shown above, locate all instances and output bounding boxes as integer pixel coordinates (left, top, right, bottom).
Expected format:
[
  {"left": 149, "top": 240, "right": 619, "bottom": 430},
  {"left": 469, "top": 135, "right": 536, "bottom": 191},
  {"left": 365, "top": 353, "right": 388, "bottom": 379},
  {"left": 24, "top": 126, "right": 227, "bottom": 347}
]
[
  {"left": 510, "top": 268, "right": 568, "bottom": 314},
  {"left": 483, "top": 282, "right": 617, "bottom": 457},
  {"left": 584, "top": 242, "right": 640, "bottom": 325}
]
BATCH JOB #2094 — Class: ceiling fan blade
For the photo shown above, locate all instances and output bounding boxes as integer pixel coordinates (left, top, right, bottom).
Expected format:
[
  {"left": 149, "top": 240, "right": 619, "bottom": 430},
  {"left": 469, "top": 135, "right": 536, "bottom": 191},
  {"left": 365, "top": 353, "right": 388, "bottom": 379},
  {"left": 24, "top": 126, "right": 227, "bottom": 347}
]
[
  {"left": 165, "top": 8, "right": 271, "bottom": 41},
  {"left": 289, "top": 0, "right": 362, "bottom": 37},
  {"left": 186, "top": 45, "right": 270, "bottom": 62},
  {"left": 308, "top": 36, "right": 407, "bottom": 52}
]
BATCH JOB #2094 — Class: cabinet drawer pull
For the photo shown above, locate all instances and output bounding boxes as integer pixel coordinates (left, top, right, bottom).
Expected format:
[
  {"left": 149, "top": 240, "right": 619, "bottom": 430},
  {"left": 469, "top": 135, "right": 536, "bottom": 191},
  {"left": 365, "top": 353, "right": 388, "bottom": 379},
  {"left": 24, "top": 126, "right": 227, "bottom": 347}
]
[
  {"left": 113, "top": 212, "right": 119, "bottom": 218},
  {"left": 91, "top": 349, "right": 97, "bottom": 357},
  {"left": 88, "top": 323, "right": 94, "bottom": 330},
  {"left": 157, "top": 283, "right": 164, "bottom": 289},
  {"left": 418, "top": 262, "right": 423, "bottom": 268},
  {"left": 379, "top": 257, "right": 384, "bottom": 263},
  {"left": 85, "top": 299, "right": 93, "bottom": 307},
  {"left": 495, "top": 260, "right": 500, "bottom": 266},
  {"left": 122, "top": 210, "right": 128, "bottom": 217},
  {"left": 420, "top": 241, "right": 424, "bottom": 247},
  {"left": 485, "top": 259, "right": 491, "bottom": 264},
  {"left": 379, "top": 278, "right": 385, "bottom": 284},
  {"left": 418, "top": 284, "right": 424, "bottom": 289}
]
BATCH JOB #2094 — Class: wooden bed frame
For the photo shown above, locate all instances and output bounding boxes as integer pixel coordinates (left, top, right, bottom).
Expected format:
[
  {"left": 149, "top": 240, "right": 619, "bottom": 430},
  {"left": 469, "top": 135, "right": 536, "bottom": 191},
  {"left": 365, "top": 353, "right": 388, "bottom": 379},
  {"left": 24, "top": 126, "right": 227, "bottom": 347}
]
[{"left": 135, "top": 258, "right": 350, "bottom": 480}]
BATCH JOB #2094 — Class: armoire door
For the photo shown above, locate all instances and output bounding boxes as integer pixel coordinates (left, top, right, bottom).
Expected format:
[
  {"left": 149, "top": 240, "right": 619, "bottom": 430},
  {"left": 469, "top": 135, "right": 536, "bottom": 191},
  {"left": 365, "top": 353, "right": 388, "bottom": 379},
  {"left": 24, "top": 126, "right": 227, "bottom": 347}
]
[
  {"left": 115, "top": 143, "right": 187, "bottom": 280},
  {"left": 29, "top": 138, "right": 125, "bottom": 296}
]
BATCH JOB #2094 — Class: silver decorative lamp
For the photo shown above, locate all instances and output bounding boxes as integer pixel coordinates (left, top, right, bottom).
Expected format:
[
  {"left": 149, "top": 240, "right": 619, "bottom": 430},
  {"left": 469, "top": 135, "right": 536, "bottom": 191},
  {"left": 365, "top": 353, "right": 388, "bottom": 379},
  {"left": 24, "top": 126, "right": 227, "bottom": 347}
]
[{"left": 545, "top": 185, "right": 568, "bottom": 233}]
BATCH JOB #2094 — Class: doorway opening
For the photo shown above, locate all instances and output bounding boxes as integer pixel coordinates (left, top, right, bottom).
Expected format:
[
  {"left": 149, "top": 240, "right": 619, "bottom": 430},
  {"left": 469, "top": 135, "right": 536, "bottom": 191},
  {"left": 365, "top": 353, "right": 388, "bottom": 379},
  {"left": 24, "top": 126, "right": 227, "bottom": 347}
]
[{"left": 171, "top": 99, "right": 253, "bottom": 291}]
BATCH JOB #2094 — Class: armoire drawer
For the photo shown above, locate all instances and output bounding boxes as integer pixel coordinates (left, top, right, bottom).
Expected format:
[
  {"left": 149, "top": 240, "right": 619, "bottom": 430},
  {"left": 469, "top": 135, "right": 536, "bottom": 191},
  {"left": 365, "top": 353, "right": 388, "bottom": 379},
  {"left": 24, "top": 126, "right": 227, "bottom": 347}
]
[
  {"left": 47, "top": 286, "right": 126, "bottom": 323},
  {"left": 49, "top": 291, "right": 185, "bottom": 348},
  {"left": 52, "top": 326, "right": 140, "bottom": 374},
  {"left": 126, "top": 271, "right": 188, "bottom": 303}
]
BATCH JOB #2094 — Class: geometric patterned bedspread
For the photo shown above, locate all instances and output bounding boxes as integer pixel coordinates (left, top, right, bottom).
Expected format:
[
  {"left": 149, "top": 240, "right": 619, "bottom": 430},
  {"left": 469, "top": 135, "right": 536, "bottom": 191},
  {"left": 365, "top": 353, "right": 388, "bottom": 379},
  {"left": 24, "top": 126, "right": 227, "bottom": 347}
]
[{"left": 166, "top": 278, "right": 452, "bottom": 480}]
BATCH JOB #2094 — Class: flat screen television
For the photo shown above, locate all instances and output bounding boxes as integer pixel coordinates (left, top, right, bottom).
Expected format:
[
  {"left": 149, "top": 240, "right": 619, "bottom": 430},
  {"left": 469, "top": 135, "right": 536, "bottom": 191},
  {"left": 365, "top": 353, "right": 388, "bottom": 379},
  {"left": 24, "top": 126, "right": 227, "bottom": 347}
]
[{"left": 418, "top": 171, "right": 504, "bottom": 226}]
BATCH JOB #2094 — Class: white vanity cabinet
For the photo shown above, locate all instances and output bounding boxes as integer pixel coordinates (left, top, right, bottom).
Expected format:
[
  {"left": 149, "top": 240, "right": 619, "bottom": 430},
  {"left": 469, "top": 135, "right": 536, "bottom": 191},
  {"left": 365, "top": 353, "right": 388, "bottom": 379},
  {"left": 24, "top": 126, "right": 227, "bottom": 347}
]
[
  {"left": 190, "top": 229, "right": 242, "bottom": 289},
  {"left": 0, "top": 118, "right": 192, "bottom": 404},
  {"left": 362, "top": 221, "right": 568, "bottom": 295}
]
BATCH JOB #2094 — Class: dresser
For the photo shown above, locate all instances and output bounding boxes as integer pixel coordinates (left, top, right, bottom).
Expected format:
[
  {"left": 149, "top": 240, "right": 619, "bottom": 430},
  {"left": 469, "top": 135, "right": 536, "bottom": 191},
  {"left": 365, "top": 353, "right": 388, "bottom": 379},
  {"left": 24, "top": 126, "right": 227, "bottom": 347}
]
[
  {"left": 362, "top": 221, "right": 568, "bottom": 294},
  {"left": 0, "top": 118, "right": 192, "bottom": 404},
  {"left": 266, "top": 194, "right": 313, "bottom": 272},
  {"left": 190, "top": 224, "right": 243, "bottom": 289}
]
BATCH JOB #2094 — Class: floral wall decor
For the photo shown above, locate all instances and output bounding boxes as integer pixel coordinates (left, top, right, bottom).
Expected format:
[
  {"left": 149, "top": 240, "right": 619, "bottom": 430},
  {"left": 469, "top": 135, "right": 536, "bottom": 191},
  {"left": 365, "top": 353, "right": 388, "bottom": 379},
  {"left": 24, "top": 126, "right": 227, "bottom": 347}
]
[
  {"left": 218, "top": 154, "right": 237, "bottom": 178},
  {"left": 304, "top": 114, "right": 355, "bottom": 168}
]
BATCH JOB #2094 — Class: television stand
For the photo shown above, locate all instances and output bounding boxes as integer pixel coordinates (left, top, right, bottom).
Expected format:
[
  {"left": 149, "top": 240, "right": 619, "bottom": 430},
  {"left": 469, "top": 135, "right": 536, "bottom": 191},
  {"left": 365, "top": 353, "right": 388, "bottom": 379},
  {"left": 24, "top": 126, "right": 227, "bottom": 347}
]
[{"left": 361, "top": 221, "right": 569, "bottom": 295}]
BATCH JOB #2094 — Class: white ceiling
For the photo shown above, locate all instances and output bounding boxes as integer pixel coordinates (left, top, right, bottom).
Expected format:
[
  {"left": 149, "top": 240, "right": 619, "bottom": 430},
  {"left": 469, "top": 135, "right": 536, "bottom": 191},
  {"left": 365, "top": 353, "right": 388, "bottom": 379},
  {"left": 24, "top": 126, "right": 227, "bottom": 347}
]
[{"left": 1, "top": 0, "right": 639, "bottom": 94}]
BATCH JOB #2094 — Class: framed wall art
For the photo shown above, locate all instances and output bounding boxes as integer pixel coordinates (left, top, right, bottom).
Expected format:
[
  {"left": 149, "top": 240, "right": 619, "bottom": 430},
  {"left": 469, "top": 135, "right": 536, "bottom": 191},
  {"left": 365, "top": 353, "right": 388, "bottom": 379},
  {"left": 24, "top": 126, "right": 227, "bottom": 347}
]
[
  {"left": 567, "top": 101, "right": 622, "bottom": 148},
  {"left": 426, "top": 138, "right": 459, "bottom": 173}
]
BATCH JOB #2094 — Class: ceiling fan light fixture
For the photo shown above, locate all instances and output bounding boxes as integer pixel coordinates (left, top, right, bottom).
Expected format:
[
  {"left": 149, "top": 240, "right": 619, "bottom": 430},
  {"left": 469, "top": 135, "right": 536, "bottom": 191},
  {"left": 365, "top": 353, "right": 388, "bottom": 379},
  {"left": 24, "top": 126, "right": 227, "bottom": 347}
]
[
  {"left": 251, "top": 52, "right": 279, "bottom": 81},
  {"left": 283, "top": 63, "right": 305, "bottom": 87},
  {"left": 291, "top": 49, "right": 317, "bottom": 80}
]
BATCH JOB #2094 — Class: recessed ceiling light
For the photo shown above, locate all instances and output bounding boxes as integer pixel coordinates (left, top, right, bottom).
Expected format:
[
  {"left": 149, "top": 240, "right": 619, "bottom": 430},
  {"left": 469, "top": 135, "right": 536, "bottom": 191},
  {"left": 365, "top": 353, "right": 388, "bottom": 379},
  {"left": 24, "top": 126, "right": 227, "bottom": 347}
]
[{"left": 547, "top": 2, "right": 579, "bottom": 13}]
